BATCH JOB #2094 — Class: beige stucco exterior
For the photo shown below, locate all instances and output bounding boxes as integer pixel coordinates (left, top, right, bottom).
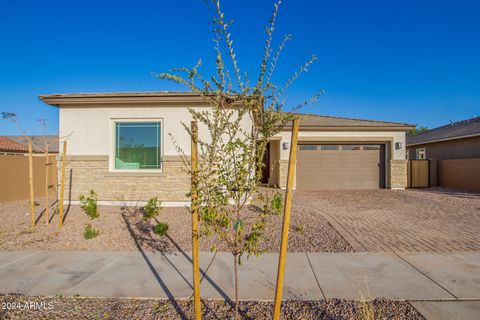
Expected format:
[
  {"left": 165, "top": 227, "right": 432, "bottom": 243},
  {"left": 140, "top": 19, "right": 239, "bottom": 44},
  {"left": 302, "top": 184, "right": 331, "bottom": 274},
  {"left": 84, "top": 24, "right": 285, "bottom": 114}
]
[
  {"left": 54, "top": 100, "right": 252, "bottom": 205},
  {"left": 41, "top": 92, "right": 411, "bottom": 204},
  {"left": 59, "top": 105, "right": 253, "bottom": 158},
  {"left": 270, "top": 130, "right": 407, "bottom": 189}
]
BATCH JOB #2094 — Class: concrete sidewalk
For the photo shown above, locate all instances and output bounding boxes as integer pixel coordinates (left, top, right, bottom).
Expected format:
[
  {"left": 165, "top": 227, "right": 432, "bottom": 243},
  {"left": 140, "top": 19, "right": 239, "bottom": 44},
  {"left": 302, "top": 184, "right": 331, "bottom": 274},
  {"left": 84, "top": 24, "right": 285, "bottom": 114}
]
[{"left": 0, "top": 250, "right": 479, "bottom": 302}]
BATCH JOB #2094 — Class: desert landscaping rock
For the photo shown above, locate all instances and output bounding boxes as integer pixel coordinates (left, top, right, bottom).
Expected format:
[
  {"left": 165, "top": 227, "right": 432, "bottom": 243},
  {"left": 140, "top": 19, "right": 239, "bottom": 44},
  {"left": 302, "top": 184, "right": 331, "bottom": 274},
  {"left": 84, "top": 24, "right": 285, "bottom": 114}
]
[
  {"left": 0, "top": 199, "right": 352, "bottom": 253},
  {"left": 0, "top": 294, "right": 423, "bottom": 320}
]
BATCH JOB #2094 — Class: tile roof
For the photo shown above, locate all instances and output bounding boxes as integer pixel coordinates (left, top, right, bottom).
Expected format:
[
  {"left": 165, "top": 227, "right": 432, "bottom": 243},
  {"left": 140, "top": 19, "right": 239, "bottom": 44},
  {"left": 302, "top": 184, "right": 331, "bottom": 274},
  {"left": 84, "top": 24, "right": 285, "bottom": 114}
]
[
  {"left": 6, "top": 135, "right": 59, "bottom": 153},
  {"left": 0, "top": 136, "right": 29, "bottom": 152},
  {"left": 407, "top": 117, "right": 480, "bottom": 146}
]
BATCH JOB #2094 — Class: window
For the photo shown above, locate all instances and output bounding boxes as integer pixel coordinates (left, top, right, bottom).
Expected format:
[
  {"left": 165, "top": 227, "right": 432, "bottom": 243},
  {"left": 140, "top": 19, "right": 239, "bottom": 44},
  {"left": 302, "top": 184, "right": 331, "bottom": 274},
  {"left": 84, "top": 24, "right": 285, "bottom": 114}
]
[
  {"left": 320, "top": 145, "right": 339, "bottom": 150},
  {"left": 416, "top": 148, "right": 426, "bottom": 160},
  {"left": 115, "top": 122, "right": 162, "bottom": 170},
  {"left": 363, "top": 145, "right": 381, "bottom": 150},
  {"left": 341, "top": 145, "right": 360, "bottom": 151},
  {"left": 299, "top": 145, "right": 317, "bottom": 150}
]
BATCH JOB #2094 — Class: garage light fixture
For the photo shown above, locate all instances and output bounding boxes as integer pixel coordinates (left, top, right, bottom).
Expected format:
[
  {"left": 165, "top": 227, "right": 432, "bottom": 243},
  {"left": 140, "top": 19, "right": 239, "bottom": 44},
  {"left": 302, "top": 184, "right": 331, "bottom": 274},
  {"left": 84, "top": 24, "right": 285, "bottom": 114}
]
[
  {"left": 282, "top": 141, "right": 290, "bottom": 150},
  {"left": 395, "top": 142, "right": 402, "bottom": 150}
]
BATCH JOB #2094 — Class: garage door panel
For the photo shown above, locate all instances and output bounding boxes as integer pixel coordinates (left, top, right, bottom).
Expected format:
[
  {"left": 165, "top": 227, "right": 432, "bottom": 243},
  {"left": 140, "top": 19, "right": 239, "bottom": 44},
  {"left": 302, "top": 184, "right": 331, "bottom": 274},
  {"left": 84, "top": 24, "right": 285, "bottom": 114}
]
[
  {"left": 320, "top": 154, "right": 340, "bottom": 169},
  {"left": 297, "top": 143, "right": 384, "bottom": 190},
  {"left": 319, "top": 171, "right": 340, "bottom": 188},
  {"left": 340, "top": 170, "right": 362, "bottom": 188}
]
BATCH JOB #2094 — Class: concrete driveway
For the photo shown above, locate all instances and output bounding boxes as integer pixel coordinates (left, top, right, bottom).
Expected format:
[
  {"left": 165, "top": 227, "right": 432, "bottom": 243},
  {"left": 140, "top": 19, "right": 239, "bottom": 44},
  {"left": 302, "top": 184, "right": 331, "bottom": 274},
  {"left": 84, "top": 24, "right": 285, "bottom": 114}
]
[{"left": 293, "top": 188, "right": 480, "bottom": 253}]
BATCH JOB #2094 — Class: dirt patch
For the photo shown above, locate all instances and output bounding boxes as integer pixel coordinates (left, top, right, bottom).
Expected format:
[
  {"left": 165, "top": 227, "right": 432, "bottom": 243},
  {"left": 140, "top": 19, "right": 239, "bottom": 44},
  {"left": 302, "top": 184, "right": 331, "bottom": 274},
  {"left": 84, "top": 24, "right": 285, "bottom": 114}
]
[
  {"left": 0, "top": 294, "right": 423, "bottom": 320},
  {"left": 0, "top": 198, "right": 352, "bottom": 253}
]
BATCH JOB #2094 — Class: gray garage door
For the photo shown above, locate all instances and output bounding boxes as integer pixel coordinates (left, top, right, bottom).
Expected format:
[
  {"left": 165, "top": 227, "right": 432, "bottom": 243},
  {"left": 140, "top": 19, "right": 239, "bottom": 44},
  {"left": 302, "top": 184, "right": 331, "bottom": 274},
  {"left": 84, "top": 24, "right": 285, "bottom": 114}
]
[{"left": 297, "top": 144, "right": 385, "bottom": 190}]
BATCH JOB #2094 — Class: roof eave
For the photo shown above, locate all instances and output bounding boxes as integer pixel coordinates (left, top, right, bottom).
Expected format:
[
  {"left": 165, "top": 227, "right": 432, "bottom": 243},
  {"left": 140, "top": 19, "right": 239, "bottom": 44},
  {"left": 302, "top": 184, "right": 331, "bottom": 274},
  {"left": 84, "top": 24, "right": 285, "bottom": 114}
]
[
  {"left": 39, "top": 94, "right": 210, "bottom": 107},
  {"left": 407, "top": 132, "right": 480, "bottom": 146},
  {"left": 281, "top": 125, "right": 415, "bottom": 132}
]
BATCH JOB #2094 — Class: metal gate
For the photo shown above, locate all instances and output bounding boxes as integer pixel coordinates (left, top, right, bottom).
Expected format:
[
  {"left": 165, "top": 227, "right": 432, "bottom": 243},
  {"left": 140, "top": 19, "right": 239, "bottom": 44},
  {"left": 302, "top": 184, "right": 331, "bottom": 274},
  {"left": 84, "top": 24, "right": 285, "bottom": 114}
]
[{"left": 408, "top": 159, "right": 430, "bottom": 188}]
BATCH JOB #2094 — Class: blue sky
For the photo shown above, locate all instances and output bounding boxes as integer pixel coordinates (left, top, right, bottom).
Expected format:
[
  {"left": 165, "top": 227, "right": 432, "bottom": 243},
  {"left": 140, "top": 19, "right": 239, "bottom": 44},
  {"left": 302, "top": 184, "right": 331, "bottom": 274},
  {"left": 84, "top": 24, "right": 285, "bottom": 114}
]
[{"left": 0, "top": 0, "right": 479, "bottom": 135}]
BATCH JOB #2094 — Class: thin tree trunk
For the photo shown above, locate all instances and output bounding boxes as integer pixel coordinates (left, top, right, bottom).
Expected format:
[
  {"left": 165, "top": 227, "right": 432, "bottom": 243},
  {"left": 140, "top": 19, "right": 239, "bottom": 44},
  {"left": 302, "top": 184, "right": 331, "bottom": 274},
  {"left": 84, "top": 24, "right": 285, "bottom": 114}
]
[
  {"left": 45, "top": 145, "right": 49, "bottom": 225},
  {"left": 28, "top": 143, "right": 35, "bottom": 227},
  {"left": 233, "top": 253, "right": 239, "bottom": 320}
]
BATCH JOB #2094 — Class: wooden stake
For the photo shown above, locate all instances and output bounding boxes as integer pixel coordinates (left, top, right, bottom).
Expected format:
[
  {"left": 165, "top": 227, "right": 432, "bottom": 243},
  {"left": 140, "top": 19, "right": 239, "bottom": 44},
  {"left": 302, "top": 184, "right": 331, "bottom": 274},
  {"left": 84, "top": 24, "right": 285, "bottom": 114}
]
[
  {"left": 58, "top": 141, "right": 67, "bottom": 228},
  {"left": 273, "top": 118, "right": 300, "bottom": 320},
  {"left": 28, "top": 143, "right": 35, "bottom": 227},
  {"left": 45, "top": 145, "right": 49, "bottom": 225},
  {"left": 191, "top": 121, "right": 202, "bottom": 320}
]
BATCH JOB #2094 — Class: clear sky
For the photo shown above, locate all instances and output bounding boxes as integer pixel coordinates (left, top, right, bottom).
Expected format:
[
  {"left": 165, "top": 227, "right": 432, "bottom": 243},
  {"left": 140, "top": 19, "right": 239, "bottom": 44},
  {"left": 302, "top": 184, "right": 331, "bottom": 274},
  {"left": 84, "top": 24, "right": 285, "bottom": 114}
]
[{"left": 1, "top": 0, "right": 479, "bottom": 135}]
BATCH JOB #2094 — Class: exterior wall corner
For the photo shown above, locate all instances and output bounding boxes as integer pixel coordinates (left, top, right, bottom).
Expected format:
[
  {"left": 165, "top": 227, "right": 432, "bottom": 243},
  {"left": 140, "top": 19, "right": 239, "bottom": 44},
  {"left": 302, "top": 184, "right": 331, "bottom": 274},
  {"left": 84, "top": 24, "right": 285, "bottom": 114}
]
[{"left": 389, "top": 159, "right": 408, "bottom": 189}]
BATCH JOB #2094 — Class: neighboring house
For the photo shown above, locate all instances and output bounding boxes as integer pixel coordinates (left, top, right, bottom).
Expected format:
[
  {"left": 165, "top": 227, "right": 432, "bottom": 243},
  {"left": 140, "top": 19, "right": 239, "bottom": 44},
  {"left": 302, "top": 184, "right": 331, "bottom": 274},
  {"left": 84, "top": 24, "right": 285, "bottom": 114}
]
[
  {"left": 39, "top": 92, "right": 414, "bottom": 205},
  {"left": 0, "top": 136, "right": 29, "bottom": 154},
  {"left": 8, "top": 135, "right": 59, "bottom": 154},
  {"left": 406, "top": 116, "right": 480, "bottom": 192}
]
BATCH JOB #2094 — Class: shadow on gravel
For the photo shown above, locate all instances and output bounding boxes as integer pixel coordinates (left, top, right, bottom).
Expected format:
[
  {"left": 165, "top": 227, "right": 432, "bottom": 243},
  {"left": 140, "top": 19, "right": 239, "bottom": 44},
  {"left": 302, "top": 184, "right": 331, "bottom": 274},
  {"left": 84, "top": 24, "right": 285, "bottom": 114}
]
[
  {"left": 120, "top": 206, "right": 249, "bottom": 319},
  {"left": 120, "top": 206, "right": 188, "bottom": 319}
]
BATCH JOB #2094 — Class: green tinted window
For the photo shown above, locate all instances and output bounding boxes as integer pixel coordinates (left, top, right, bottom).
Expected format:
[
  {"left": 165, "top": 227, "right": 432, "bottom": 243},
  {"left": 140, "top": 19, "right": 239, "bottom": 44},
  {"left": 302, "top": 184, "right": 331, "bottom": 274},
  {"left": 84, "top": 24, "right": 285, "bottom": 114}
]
[{"left": 115, "top": 122, "right": 161, "bottom": 169}]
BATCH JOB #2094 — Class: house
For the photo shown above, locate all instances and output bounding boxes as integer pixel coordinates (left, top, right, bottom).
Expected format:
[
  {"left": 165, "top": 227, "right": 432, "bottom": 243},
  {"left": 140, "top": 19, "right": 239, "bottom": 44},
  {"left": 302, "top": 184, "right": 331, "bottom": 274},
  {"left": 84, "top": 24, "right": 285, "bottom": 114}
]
[
  {"left": 8, "top": 135, "right": 60, "bottom": 154},
  {"left": 39, "top": 92, "right": 414, "bottom": 205},
  {"left": 0, "top": 136, "right": 29, "bottom": 154},
  {"left": 406, "top": 116, "right": 480, "bottom": 192},
  {"left": 0, "top": 135, "right": 59, "bottom": 154}
]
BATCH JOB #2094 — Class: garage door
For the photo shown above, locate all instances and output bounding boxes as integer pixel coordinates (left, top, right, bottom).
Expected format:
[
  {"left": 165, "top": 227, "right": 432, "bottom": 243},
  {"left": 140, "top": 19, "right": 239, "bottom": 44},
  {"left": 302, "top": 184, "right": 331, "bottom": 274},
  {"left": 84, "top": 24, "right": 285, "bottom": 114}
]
[{"left": 297, "top": 144, "right": 385, "bottom": 190}]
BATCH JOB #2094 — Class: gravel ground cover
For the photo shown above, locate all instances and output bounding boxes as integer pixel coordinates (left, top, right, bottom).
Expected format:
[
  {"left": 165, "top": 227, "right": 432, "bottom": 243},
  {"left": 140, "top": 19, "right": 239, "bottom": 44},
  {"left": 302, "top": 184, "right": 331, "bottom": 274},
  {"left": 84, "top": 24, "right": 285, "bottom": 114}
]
[
  {"left": 0, "top": 294, "right": 423, "bottom": 320},
  {"left": 0, "top": 197, "right": 352, "bottom": 253}
]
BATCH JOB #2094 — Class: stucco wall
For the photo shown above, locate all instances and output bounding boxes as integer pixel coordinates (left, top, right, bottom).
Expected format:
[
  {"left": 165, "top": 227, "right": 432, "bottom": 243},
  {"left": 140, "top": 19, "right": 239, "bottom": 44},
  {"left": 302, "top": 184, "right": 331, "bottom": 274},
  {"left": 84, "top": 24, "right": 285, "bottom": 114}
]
[
  {"left": 59, "top": 105, "right": 252, "bottom": 157},
  {"left": 273, "top": 130, "right": 406, "bottom": 160},
  {"left": 58, "top": 104, "right": 252, "bottom": 203}
]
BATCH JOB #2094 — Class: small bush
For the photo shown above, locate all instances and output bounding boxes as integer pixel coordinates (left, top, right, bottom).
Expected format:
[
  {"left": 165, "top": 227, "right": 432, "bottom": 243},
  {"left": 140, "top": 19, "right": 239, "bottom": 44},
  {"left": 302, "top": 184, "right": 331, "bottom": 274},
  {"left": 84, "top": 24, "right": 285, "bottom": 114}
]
[
  {"left": 79, "top": 190, "right": 99, "bottom": 219},
  {"left": 153, "top": 223, "right": 169, "bottom": 236},
  {"left": 271, "top": 192, "right": 283, "bottom": 215},
  {"left": 84, "top": 224, "right": 99, "bottom": 240},
  {"left": 143, "top": 197, "right": 162, "bottom": 220}
]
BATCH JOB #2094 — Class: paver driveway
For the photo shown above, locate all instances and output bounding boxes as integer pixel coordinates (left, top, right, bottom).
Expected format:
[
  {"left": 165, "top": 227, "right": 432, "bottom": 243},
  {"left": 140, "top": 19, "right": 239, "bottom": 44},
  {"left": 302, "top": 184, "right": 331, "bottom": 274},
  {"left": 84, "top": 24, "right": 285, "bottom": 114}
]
[{"left": 292, "top": 189, "right": 480, "bottom": 253}]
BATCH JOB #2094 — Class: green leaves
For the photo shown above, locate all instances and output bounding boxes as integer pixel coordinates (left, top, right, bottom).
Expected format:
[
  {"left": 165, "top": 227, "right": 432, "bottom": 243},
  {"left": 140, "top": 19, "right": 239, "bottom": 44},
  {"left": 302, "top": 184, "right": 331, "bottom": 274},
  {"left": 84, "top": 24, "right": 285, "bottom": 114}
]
[
  {"left": 154, "top": 0, "right": 319, "bottom": 270},
  {"left": 83, "top": 224, "right": 99, "bottom": 240},
  {"left": 270, "top": 192, "right": 283, "bottom": 215},
  {"left": 143, "top": 197, "right": 162, "bottom": 221},
  {"left": 79, "top": 190, "right": 99, "bottom": 219},
  {"left": 153, "top": 223, "right": 169, "bottom": 236},
  {"left": 233, "top": 219, "right": 244, "bottom": 233}
]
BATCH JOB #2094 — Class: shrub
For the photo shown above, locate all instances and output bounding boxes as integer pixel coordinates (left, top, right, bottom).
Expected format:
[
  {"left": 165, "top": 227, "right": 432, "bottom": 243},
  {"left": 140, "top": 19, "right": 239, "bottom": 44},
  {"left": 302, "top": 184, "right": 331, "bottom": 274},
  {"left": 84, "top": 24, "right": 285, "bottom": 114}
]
[
  {"left": 153, "top": 223, "right": 169, "bottom": 236},
  {"left": 83, "top": 224, "right": 99, "bottom": 240},
  {"left": 258, "top": 192, "right": 284, "bottom": 216},
  {"left": 79, "top": 190, "right": 99, "bottom": 219},
  {"left": 143, "top": 197, "right": 162, "bottom": 220},
  {"left": 271, "top": 192, "right": 284, "bottom": 215}
]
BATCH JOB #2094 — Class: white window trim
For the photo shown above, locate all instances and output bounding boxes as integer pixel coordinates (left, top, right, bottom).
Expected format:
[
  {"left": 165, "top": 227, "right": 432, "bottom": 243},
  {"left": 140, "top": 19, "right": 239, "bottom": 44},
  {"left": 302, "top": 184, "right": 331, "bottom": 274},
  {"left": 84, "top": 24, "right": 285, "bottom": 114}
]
[
  {"left": 109, "top": 118, "right": 164, "bottom": 173},
  {"left": 416, "top": 148, "right": 426, "bottom": 160}
]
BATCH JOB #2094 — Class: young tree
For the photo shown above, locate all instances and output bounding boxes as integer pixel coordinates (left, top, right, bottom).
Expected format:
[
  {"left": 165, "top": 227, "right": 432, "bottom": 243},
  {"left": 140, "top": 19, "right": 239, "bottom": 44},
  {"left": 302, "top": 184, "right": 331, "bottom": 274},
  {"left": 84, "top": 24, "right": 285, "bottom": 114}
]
[{"left": 155, "top": 1, "right": 323, "bottom": 318}]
